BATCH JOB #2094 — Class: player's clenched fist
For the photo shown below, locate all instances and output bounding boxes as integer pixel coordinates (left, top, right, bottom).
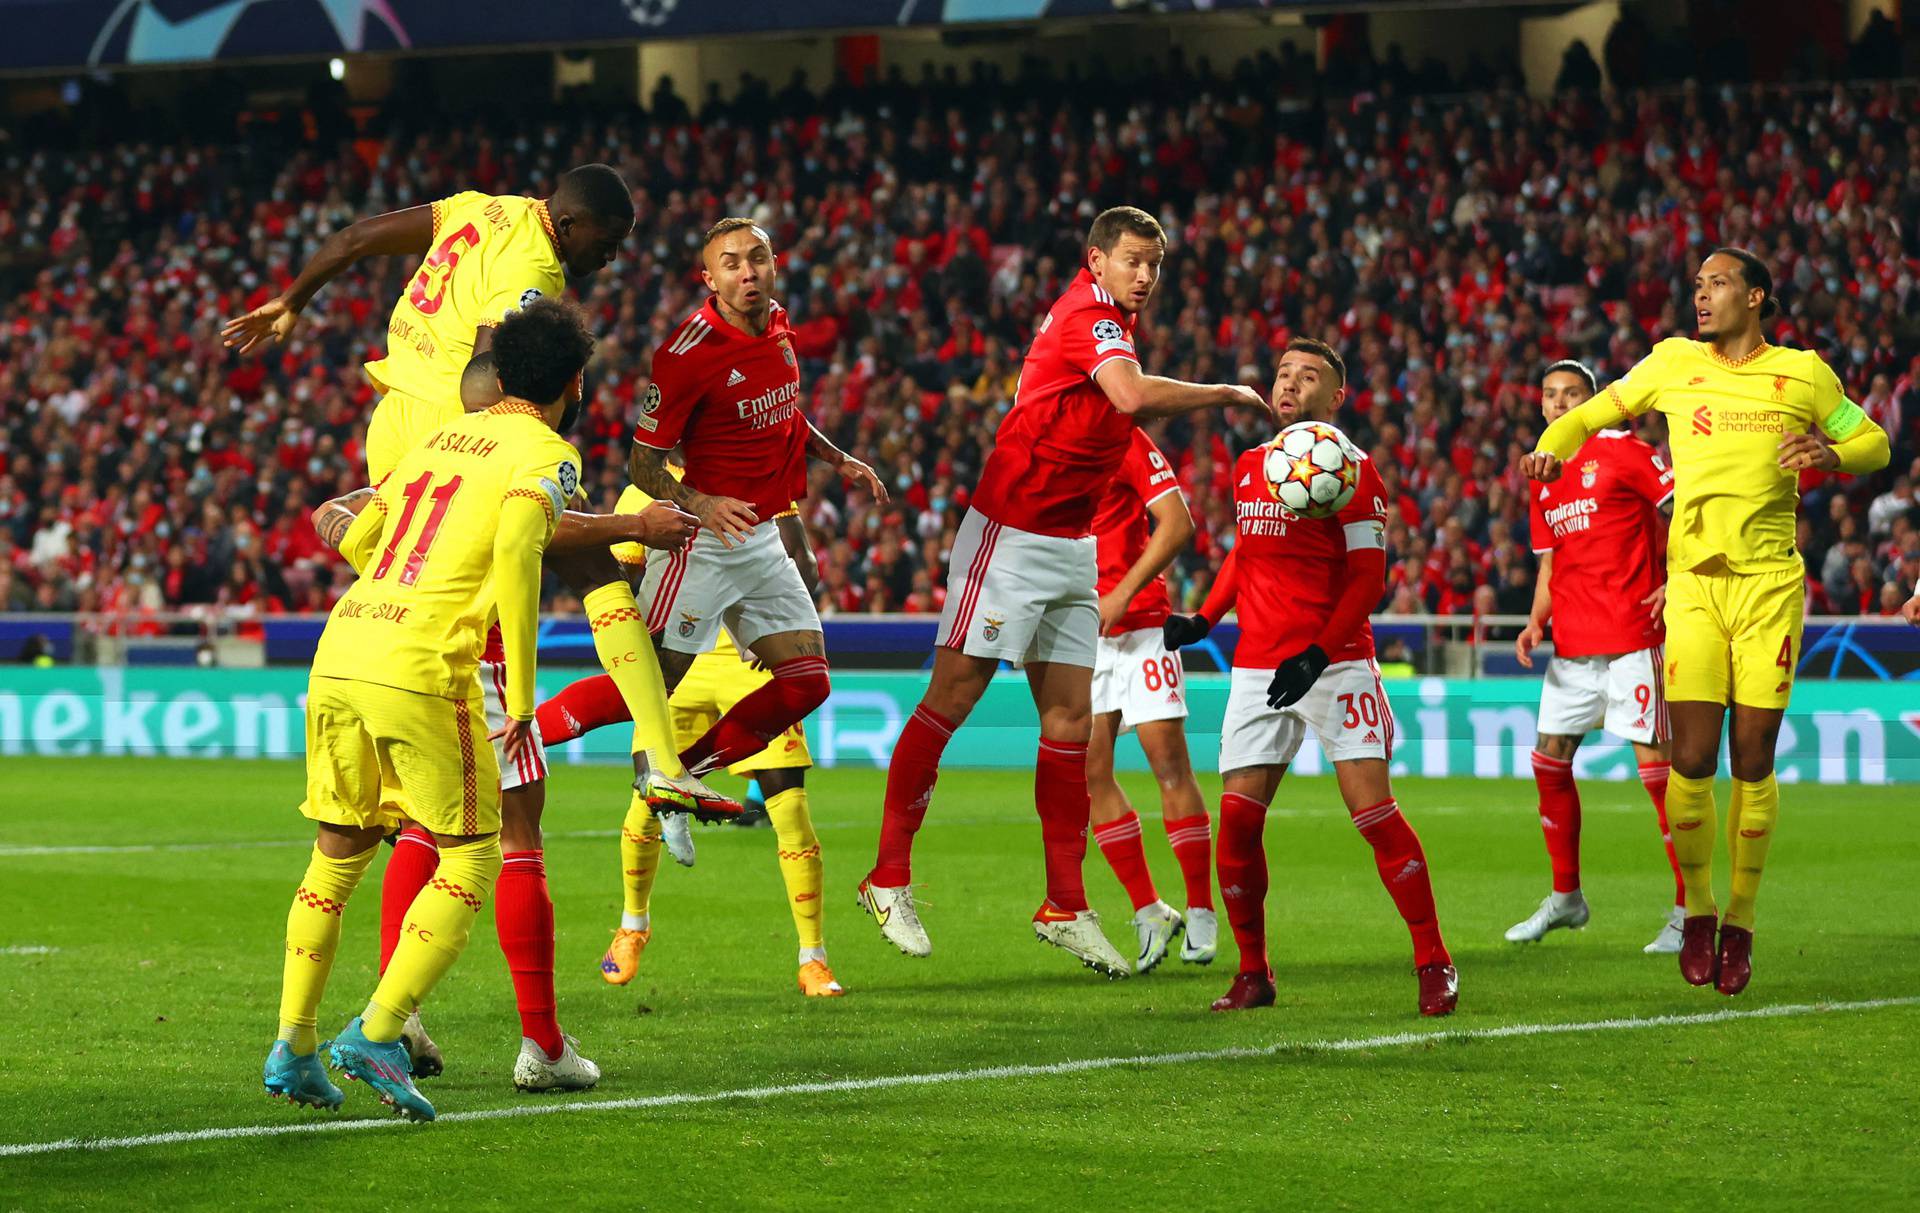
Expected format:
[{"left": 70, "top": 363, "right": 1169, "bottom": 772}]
[
  {"left": 631, "top": 502, "right": 699, "bottom": 552},
  {"left": 1519, "top": 451, "right": 1563, "bottom": 482},
  {"left": 1163, "top": 613, "right": 1212, "bottom": 650}
]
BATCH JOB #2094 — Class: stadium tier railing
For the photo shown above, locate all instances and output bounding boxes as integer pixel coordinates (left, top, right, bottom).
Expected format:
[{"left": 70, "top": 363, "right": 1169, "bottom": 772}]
[{"left": 4, "top": 612, "right": 1917, "bottom": 681}]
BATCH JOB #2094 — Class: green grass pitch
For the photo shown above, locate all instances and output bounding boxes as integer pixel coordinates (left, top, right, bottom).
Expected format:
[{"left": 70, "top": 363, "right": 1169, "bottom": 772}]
[{"left": 0, "top": 755, "right": 1915, "bottom": 1210}]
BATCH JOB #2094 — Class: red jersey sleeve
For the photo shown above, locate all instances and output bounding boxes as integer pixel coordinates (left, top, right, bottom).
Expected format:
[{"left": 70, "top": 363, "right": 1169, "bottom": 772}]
[
  {"left": 634, "top": 329, "right": 711, "bottom": 451},
  {"left": 1055, "top": 296, "right": 1139, "bottom": 383},
  {"left": 1528, "top": 486, "right": 1554, "bottom": 555},
  {"left": 1335, "top": 459, "right": 1390, "bottom": 553},
  {"left": 1620, "top": 440, "right": 1676, "bottom": 507},
  {"left": 1126, "top": 431, "right": 1181, "bottom": 507}
]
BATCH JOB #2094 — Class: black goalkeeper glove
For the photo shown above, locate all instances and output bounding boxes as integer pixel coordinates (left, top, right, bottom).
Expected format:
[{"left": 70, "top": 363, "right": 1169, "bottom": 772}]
[
  {"left": 1266, "top": 645, "right": 1330, "bottom": 709},
  {"left": 1163, "top": 613, "right": 1212, "bottom": 650}
]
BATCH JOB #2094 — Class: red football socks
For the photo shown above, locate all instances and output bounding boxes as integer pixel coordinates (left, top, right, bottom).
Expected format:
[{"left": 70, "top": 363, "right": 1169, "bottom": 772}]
[
  {"left": 1531, "top": 751, "right": 1582, "bottom": 894},
  {"left": 1351, "top": 798, "right": 1449, "bottom": 969},
  {"left": 495, "top": 850, "right": 563, "bottom": 1060},
  {"left": 679, "top": 656, "right": 830, "bottom": 775},
  {"left": 1639, "top": 760, "right": 1684, "bottom": 907},
  {"left": 535, "top": 673, "right": 630, "bottom": 746},
  {"left": 1215, "top": 792, "right": 1270, "bottom": 975},
  {"left": 1092, "top": 811, "right": 1159, "bottom": 911},
  {"left": 869, "top": 705, "right": 956, "bottom": 887},
  {"left": 1034, "top": 738, "right": 1092, "bottom": 913},
  {"left": 1163, "top": 812, "right": 1214, "bottom": 910},
  {"left": 379, "top": 825, "right": 439, "bottom": 974}
]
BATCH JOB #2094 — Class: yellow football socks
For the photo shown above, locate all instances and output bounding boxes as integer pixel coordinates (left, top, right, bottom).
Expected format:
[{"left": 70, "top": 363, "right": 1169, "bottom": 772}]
[
  {"left": 621, "top": 792, "right": 663, "bottom": 923},
  {"left": 278, "top": 844, "right": 377, "bottom": 1055},
  {"left": 582, "top": 581, "right": 685, "bottom": 780},
  {"left": 766, "top": 787, "right": 824, "bottom": 951},
  {"left": 1724, "top": 775, "right": 1778, "bottom": 931},
  {"left": 1665, "top": 770, "right": 1720, "bottom": 918},
  {"left": 362, "top": 835, "right": 502, "bottom": 1041}
]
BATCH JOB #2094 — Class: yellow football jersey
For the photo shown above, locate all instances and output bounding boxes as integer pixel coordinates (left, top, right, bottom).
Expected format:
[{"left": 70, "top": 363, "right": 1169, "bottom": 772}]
[
  {"left": 1547, "top": 338, "right": 1870, "bottom": 574},
  {"left": 364, "top": 192, "right": 567, "bottom": 406},
  {"left": 318, "top": 402, "right": 581, "bottom": 713}
]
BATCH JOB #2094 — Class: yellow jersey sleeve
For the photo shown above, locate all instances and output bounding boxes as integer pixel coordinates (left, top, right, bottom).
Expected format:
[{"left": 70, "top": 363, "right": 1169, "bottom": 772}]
[
  {"left": 337, "top": 498, "right": 388, "bottom": 574},
  {"left": 1602, "top": 338, "right": 1678, "bottom": 419},
  {"left": 492, "top": 494, "right": 551, "bottom": 720}
]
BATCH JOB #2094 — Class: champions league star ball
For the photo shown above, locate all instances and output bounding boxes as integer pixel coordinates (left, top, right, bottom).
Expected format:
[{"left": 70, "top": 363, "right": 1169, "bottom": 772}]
[{"left": 1264, "top": 420, "right": 1362, "bottom": 519}]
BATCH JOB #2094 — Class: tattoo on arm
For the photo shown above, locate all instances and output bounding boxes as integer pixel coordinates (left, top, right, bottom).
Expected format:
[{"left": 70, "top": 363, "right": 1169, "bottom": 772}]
[
  {"left": 319, "top": 508, "right": 356, "bottom": 551},
  {"left": 805, "top": 423, "right": 845, "bottom": 467},
  {"left": 630, "top": 444, "right": 702, "bottom": 510}
]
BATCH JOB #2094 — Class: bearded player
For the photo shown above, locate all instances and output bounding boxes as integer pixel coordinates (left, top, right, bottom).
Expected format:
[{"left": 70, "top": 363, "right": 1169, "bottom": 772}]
[
  {"left": 860, "top": 206, "right": 1264, "bottom": 977},
  {"left": 1525, "top": 248, "right": 1889, "bottom": 994},
  {"left": 1508, "top": 358, "right": 1688, "bottom": 955},
  {"left": 1087, "top": 427, "right": 1217, "bottom": 972},
  {"left": 1163, "top": 338, "right": 1458, "bottom": 1017}
]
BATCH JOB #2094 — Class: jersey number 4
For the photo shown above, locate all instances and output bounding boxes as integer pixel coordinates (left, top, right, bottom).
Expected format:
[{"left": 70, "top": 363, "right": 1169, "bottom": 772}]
[
  {"left": 407, "top": 222, "right": 481, "bottom": 317},
  {"left": 373, "top": 473, "right": 463, "bottom": 586}
]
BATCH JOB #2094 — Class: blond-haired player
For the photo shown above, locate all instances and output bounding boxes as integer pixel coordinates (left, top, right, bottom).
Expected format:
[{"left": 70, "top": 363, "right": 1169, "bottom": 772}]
[
  {"left": 263, "top": 299, "right": 592, "bottom": 1121},
  {"left": 1524, "top": 248, "right": 1890, "bottom": 995}
]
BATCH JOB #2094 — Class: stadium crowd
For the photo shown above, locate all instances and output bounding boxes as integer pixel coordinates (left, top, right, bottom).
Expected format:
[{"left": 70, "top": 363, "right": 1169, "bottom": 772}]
[{"left": 3, "top": 53, "right": 1918, "bottom": 631}]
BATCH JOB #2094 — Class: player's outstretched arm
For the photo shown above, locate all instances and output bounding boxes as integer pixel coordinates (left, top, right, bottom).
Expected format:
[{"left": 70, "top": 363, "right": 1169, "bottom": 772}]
[
  {"left": 1104, "top": 488, "right": 1194, "bottom": 634},
  {"left": 550, "top": 506, "right": 697, "bottom": 554},
  {"left": 222, "top": 206, "right": 435, "bottom": 355},
  {"left": 1094, "top": 359, "right": 1267, "bottom": 420},
  {"left": 805, "top": 422, "right": 889, "bottom": 504},
  {"left": 628, "top": 442, "right": 758, "bottom": 548},
  {"left": 490, "top": 494, "right": 552, "bottom": 760},
  {"left": 1524, "top": 393, "right": 1631, "bottom": 481}
]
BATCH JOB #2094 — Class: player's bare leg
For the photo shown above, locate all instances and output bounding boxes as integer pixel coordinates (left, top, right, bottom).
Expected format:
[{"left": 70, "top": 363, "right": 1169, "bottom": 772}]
[
  {"left": 1333, "top": 758, "right": 1456, "bottom": 1016},
  {"left": 1212, "top": 764, "right": 1282, "bottom": 1011},
  {"left": 1666, "top": 700, "right": 1728, "bottom": 986},
  {"left": 1135, "top": 717, "right": 1215, "bottom": 964},
  {"left": 1631, "top": 737, "right": 1686, "bottom": 954},
  {"left": 1025, "top": 659, "right": 1130, "bottom": 977},
  {"left": 862, "top": 645, "right": 996, "bottom": 957},
  {"left": 1508, "top": 731, "right": 1592, "bottom": 943},
  {"left": 498, "top": 783, "right": 598, "bottom": 1091},
  {"left": 1088, "top": 712, "right": 1182, "bottom": 972}
]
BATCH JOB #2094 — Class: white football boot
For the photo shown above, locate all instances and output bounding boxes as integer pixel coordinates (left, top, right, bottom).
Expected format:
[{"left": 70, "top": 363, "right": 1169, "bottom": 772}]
[
  {"left": 1180, "top": 906, "right": 1219, "bottom": 965},
  {"left": 856, "top": 878, "right": 931, "bottom": 957},
  {"left": 659, "top": 811, "right": 696, "bottom": 868},
  {"left": 1034, "top": 905, "right": 1131, "bottom": 979},
  {"left": 1130, "top": 900, "right": 1183, "bottom": 974},
  {"left": 1644, "top": 905, "right": 1686, "bottom": 955},
  {"left": 399, "top": 1009, "right": 444, "bottom": 1079},
  {"left": 513, "top": 1035, "right": 601, "bottom": 1093},
  {"left": 1504, "top": 890, "right": 1591, "bottom": 943}
]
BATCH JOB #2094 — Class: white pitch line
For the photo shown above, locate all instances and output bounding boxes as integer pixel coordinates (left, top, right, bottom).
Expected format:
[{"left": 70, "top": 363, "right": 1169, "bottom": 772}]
[
  {"left": 0, "top": 945, "right": 58, "bottom": 955},
  {"left": 2, "top": 996, "right": 1913, "bottom": 1160}
]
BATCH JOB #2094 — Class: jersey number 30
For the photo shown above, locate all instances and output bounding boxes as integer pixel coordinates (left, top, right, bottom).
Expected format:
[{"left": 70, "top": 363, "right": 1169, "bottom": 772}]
[
  {"left": 374, "top": 473, "right": 463, "bottom": 586},
  {"left": 408, "top": 222, "right": 481, "bottom": 317}
]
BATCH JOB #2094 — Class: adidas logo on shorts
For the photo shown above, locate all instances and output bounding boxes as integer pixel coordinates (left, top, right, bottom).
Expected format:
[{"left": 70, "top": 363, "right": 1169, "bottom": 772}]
[{"left": 727, "top": 368, "right": 747, "bottom": 386}]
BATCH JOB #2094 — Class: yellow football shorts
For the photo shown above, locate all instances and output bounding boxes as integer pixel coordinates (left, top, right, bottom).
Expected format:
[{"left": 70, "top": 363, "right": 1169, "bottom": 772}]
[
  {"left": 302, "top": 675, "right": 501, "bottom": 837},
  {"left": 366, "top": 390, "right": 463, "bottom": 486},
  {"left": 1662, "top": 564, "right": 1805, "bottom": 710},
  {"left": 670, "top": 653, "right": 813, "bottom": 776}
]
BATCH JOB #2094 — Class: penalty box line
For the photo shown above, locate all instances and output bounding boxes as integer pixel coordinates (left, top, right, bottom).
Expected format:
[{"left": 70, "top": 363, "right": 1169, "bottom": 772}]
[{"left": 2, "top": 996, "right": 1915, "bottom": 1159}]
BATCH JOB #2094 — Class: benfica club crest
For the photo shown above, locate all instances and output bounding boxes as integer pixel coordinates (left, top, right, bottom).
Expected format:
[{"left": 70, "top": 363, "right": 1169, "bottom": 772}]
[
  {"left": 780, "top": 338, "right": 797, "bottom": 367},
  {"left": 1579, "top": 460, "right": 1599, "bottom": 489},
  {"left": 982, "top": 614, "right": 1003, "bottom": 643},
  {"left": 677, "top": 611, "right": 700, "bottom": 639}
]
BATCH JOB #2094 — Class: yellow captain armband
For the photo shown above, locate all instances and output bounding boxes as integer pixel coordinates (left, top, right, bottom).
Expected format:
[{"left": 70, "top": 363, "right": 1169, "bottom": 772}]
[{"left": 1819, "top": 398, "right": 1867, "bottom": 441}]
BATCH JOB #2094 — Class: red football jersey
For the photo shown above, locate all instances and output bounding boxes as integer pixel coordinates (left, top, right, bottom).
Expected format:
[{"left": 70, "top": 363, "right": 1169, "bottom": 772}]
[
  {"left": 1227, "top": 446, "right": 1388, "bottom": 668},
  {"left": 635, "top": 299, "right": 806, "bottom": 520},
  {"left": 971, "top": 269, "right": 1141, "bottom": 537},
  {"left": 1528, "top": 429, "right": 1673, "bottom": 659},
  {"left": 1093, "top": 428, "right": 1183, "bottom": 634}
]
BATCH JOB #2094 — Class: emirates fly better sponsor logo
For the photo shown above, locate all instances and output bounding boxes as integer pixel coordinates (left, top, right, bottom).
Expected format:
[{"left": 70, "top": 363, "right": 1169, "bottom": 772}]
[{"left": 736, "top": 379, "right": 801, "bottom": 431}]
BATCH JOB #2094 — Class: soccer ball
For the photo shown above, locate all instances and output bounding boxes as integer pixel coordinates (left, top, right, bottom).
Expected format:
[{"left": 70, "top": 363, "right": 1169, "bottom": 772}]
[{"left": 1264, "top": 421, "right": 1362, "bottom": 519}]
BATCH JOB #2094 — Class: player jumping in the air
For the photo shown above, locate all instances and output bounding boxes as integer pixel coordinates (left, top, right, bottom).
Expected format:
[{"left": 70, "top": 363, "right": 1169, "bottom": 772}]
[
  {"left": 1087, "top": 428, "right": 1217, "bottom": 971},
  {"left": 860, "top": 206, "right": 1264, "bottom": 977},
  {"left": 227, "top": 165, "right": 723, "bottom": 1077},
  {"left": 1525, "top": 248, "right": 1890, "bottom": 994},
  {"left": 1163, "top": 339, "right": 1458, "bottom": 1017},
  {"left": 1508, "top": 358, "right": 1689, "bottom": 954},
  {"left": 263, "top": 300, "right": 593, "bottom": 1121}
]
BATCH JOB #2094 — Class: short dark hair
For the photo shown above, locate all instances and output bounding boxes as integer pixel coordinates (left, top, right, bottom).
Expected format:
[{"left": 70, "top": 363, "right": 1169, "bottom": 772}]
[
  {"left": 703, "top": 216, "right": 770, "bottom": 251},
  {"left": 1286, "top": 336, "right": 1346, "bottom": 387},
  {"left": 553, "top": 163, "right": 635, "bottom": 228},
  {"left": 1088, "top": 206, "right": 1167, "bottom": 254},
  {"left": 1541, "top": 358, "right": 1598, "bottom": 394},
  {"left": 492, "top": 298, "right": 595, "bottom": 405},
  {"left": 1710, "top": 246, "right": 1781, "bottom": 320}
]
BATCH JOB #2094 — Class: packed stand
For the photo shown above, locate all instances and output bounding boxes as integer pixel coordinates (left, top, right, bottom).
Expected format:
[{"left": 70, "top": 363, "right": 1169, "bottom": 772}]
[{"left": 3, "top": 54, "right": 1918, "bottom": 633}]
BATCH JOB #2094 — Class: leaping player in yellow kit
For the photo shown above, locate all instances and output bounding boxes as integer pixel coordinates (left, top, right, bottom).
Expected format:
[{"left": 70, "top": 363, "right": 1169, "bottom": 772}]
[
  {"left": 1523, "top": 248, "right": 1889, "bottom": 996},
  {"left": 262, "top": 300, "right": 594, "bottom": 1121}
]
